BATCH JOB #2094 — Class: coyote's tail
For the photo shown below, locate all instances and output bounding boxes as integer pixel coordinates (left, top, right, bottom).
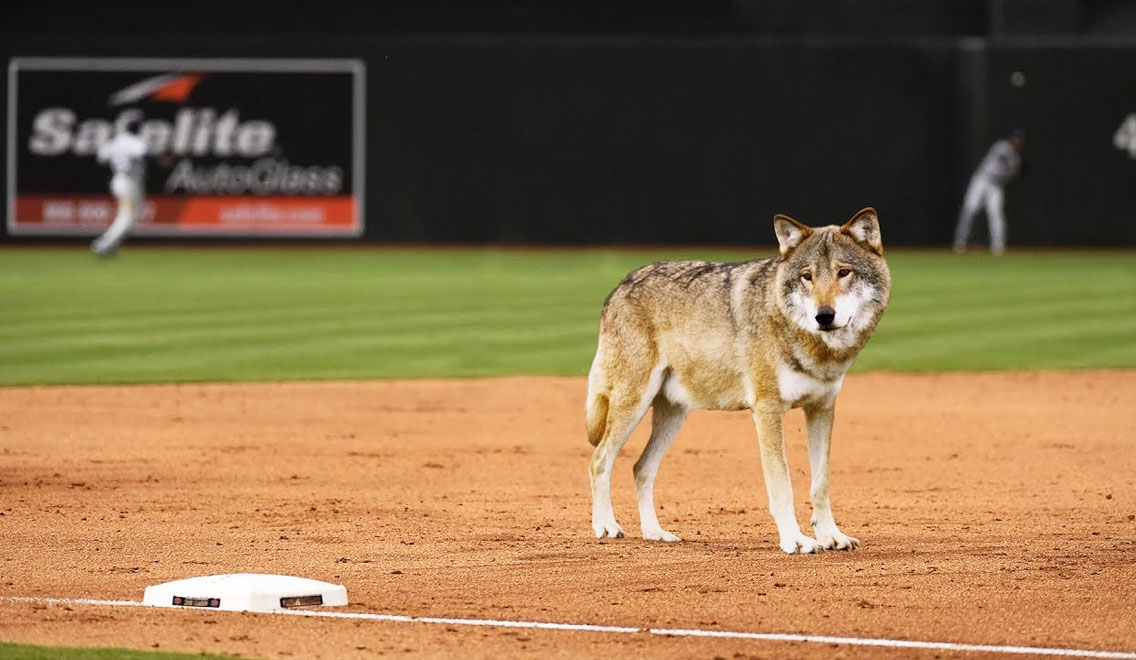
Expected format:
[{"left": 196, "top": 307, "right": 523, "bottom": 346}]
[{"left": 585, "top": 389, "right": 609, "bottom": 447}]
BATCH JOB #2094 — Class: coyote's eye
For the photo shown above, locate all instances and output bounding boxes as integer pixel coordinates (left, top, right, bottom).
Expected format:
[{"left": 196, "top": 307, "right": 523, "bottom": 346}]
[
  {"left": 801, "top": 272, "right": 813, "bottom": 282},
  {"left": 837, "top": 268, "right": 852, "bottom": 278}
]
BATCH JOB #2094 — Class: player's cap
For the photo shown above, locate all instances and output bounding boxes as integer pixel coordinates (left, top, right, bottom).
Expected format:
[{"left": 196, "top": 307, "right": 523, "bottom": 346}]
[{"left": 1010, "top": 129, "right": 1025, "bottom": 142}]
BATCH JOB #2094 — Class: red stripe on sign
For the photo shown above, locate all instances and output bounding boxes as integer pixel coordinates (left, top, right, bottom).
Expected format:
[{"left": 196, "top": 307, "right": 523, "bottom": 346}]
[
  {"left": 149, "top": 73, "right": 204, "bottom": 103},
  {"left": 13, "top": 195, "right": 358, "bottom": 234}
]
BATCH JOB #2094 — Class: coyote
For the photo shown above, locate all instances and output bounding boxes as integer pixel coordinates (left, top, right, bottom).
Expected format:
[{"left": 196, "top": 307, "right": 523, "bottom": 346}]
[{"left": 586, "top": 208, "right": 891, "bottom": 554}]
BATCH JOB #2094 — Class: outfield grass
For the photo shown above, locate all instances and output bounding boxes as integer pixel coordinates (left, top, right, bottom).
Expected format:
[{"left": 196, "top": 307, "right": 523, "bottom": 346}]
[
  {"left": 0, "top": 642, "right": 236, "bottom": 660},
  {"left": 0, "top": 246, "right": 1132, "bottom": 386}
]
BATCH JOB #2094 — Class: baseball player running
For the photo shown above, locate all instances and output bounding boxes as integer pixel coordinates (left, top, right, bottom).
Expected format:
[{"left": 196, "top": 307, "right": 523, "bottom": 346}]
[
  {"left": 953, "top": 129, "right": 1025, "bottom": 256},
  {"left": 92, "top": 115, "right": 148, "bottom": 258}
]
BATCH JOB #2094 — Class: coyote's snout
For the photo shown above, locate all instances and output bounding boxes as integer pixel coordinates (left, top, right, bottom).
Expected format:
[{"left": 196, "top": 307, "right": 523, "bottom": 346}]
[{"left": 586, "top": 208, "right": 891, "bottom": 554}]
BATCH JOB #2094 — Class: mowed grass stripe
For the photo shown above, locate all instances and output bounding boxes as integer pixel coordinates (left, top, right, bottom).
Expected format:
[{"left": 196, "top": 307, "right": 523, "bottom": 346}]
[
  {"left": 865, "top": 323, "right": 1135, "bottom": 370},
  {"left": 0, "top": 302, "right": 599, "bottom": 357},
  {"left": 877, "top": 296, "right": 1125, "bottom": 336},
  {"left": 0, "top": 292, "right": 601, "bottom": 336},
  {"left": 0, "top": 321, "right": 600, "bottom": 382},
  {"left": 0, "top": 247, "right": 1132, "bottom": 385},
  {"left": 884, "top": 281, "right": 1123, "bottom": 314},
  {"left": 0, "top": 328, "right": 601, "bottom": 384},
  {"left": 0, "top": 299, "right": 603, "bottom": 384}
]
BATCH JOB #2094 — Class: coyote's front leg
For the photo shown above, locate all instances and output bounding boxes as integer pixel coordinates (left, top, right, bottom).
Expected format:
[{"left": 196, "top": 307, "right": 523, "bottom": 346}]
[
  {"left": 804, "top": 402, "right": 860, "bottom": 551},
  {"left": 752, "top": 403, "right": 822, "bottom": 554}
]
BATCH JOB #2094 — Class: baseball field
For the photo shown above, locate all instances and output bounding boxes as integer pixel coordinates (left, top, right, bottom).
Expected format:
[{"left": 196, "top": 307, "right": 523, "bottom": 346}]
[{"left": 1, "top": 245, "right": 1134, "bottom": 660}]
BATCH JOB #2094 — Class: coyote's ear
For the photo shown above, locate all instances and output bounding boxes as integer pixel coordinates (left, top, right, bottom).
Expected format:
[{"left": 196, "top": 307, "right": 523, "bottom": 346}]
[
  {"left": 841, "top": 207, "right": 883, "bottom": 256},
  {"left": 773, "top": 214, "right": 812, "bottom": 256}
]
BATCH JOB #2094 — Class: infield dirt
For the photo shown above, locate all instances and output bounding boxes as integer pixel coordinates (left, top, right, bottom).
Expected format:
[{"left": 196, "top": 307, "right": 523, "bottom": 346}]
[{"left": 1, "top": 372, "right": 1134, "bottom": 659}]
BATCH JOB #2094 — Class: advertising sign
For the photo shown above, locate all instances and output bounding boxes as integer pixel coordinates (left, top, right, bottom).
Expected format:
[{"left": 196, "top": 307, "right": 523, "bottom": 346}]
[{"left": 8, "top": 58, "right": 365, "bottom": 236}]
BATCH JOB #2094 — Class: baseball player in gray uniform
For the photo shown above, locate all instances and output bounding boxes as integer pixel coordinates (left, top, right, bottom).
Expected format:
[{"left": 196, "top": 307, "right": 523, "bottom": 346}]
[
  {"left": 92, "top": 115, "right": 148, "bottom": 258},
  {"left": 953, "top": 129, "right": 1025, "bottom": 256}
]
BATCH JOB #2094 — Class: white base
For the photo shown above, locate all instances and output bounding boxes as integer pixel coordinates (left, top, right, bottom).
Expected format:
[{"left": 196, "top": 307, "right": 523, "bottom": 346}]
[{"left": 142, "top": 573, "right": 348, "bottom": 613}]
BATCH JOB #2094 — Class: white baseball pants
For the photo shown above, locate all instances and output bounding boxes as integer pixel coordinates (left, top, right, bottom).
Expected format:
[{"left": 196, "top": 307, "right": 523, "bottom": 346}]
[
  {"left": 92, "top": 174, "right": 143, "bottom": 256},
  {"left": 953, "top": 176, "right": 1006, "bottom": 255}
]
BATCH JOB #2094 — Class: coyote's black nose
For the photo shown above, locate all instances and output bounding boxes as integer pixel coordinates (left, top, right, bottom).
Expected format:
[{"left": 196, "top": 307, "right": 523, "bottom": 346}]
[{"left": 815, "top": 306, "right": 836, "bottom": 326}]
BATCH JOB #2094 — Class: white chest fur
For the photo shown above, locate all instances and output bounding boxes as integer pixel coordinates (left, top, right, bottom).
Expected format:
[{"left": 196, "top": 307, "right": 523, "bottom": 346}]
[{"left": 776, "top": 363, "right": 844, "bottom": 408}]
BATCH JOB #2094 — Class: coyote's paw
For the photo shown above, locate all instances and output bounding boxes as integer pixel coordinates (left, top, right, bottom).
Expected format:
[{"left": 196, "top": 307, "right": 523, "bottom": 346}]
[
  {"left": 815, "top": 530, "right": 861, "bottom": 551},
  {"left": 779, "top": 533, "right": 824, "bottom": 555},
  {"left": 642, "top": 527, "right": 681, "bottom": 542},
  {"left": 593, "top": 519, "right": 626, "bottom": 540}
]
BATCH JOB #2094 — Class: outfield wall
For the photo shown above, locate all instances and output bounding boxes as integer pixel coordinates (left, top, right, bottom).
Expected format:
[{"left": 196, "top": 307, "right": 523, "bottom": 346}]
[{"left": 2, "top": 33, "right": 1134, "bottom": 246}]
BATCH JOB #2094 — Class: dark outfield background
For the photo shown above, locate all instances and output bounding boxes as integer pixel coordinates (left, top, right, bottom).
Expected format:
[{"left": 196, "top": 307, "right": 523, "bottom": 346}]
[{"left": 2, "top": 0, "right": 1135, "bottom": 246}]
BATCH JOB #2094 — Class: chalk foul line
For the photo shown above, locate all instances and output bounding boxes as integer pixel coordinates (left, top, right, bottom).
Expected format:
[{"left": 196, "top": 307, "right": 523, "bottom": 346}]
[{"left": 3, "top": 596, "right": 1135, "bottom": 659}]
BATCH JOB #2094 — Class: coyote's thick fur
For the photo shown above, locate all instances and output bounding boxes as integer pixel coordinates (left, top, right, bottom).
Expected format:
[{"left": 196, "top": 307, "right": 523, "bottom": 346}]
[{"left": 586, "top": 208, "right": 891, "bottom": 554}]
